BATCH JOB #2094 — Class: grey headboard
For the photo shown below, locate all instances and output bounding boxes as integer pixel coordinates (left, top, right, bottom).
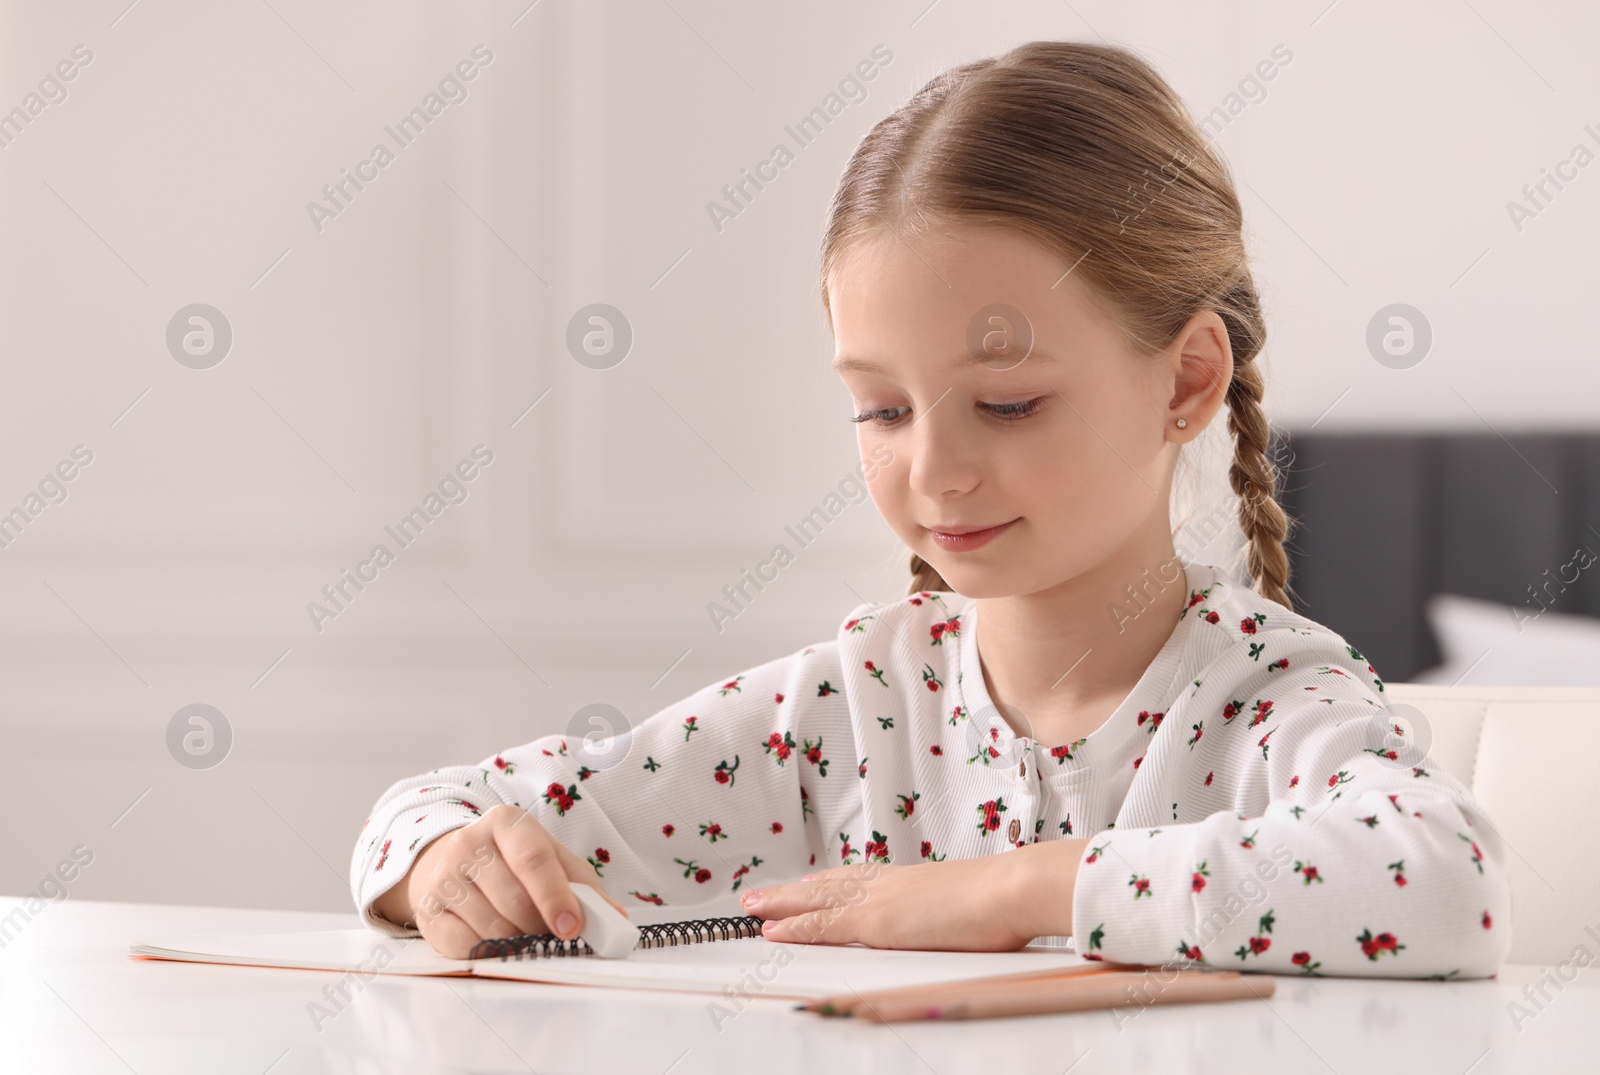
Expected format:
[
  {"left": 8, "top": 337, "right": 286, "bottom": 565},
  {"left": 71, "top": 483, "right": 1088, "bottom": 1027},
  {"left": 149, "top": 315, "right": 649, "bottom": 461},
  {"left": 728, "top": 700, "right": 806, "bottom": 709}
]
[{"left": 1276, "top": 432, "right": 1600, "bottom": 682}]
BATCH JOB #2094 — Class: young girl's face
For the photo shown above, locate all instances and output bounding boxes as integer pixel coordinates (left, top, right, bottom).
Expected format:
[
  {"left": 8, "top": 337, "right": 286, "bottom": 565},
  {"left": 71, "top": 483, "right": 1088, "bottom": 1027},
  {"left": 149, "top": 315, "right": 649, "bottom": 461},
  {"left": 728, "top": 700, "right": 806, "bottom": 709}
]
[{"left": 827, "top": 222, "right": 1182, "bottom": 597}]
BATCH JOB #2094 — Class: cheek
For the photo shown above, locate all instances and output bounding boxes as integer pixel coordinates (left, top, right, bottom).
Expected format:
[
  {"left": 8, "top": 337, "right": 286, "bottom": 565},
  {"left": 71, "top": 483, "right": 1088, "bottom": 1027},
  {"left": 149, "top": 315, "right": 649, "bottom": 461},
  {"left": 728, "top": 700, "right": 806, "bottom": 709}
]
[
  {"left": 861, "top": 439, "right": 911, "bottom": 520},
  {"left": 864, "top": 454, "right": 899, "bottom": 509},
  {"left": 1024, "top": 444, "right": 1165, "bottom": 566},
  {"left": 1005, "top": 433, "right": 1121, "bottom": 520}
]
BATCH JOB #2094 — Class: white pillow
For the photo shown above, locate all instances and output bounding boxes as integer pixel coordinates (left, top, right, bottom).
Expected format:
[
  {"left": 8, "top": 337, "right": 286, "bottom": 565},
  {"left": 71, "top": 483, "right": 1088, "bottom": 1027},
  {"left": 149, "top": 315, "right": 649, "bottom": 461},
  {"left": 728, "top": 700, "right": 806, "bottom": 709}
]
[{"left": 1409, "top": 593, "right": 1600, "bottom": 687}]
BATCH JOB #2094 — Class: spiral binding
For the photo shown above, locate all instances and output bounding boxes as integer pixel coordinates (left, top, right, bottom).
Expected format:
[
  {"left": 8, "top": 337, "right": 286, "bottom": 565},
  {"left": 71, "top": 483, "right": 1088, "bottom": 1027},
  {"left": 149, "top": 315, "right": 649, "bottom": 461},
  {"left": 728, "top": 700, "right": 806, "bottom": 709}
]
[{"left": 468, "top": 914, "right": 768, "bottom": 961}]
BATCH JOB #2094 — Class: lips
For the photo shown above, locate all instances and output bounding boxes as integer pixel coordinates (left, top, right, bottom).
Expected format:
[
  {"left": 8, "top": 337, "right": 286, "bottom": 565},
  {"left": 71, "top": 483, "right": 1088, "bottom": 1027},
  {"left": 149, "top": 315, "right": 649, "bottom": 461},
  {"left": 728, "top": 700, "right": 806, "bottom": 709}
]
[
  {"left": 925, "top": 520, "right": 1018, "bottom": 536},
  {"left": 924, "top": 518, "right": 1020, "bottom": 552}
]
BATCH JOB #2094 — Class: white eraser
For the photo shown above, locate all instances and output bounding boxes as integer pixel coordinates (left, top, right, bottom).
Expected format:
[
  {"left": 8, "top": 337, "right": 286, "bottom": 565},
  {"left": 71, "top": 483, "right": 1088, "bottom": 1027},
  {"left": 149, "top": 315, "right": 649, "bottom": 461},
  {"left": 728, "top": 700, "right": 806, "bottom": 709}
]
[{"left": 570, "top": 883, "right": 640, "bottom": 959}]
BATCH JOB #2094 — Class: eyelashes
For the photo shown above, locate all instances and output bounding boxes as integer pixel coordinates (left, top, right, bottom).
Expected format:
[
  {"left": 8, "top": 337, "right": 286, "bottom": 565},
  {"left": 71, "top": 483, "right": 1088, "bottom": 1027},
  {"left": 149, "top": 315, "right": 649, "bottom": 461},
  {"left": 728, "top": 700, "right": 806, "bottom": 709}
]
[
  {"left": 984, "top": 397, "right": 1048, "bottom": 422},
  {"left": 850, "top": 396, "right": 1049, "bottom": 428},
  {"left": 849, "top": 407, "right": 908, "bottom": 426}
]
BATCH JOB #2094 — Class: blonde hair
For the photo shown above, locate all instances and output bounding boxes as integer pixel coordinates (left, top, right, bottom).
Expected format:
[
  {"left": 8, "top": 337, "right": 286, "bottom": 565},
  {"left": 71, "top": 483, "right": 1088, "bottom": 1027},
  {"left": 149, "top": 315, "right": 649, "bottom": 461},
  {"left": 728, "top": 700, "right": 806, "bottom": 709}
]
[{"left": 818, "top": 41, "right": 1296, "bottom": 609}]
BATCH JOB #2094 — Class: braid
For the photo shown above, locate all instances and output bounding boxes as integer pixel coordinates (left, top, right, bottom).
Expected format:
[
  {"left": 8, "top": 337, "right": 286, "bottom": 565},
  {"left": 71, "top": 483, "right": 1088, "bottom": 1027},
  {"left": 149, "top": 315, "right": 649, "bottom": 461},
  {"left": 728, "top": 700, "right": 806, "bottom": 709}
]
[{"left": 1223, "top": 353, "right": 1295, "bottom": 611}]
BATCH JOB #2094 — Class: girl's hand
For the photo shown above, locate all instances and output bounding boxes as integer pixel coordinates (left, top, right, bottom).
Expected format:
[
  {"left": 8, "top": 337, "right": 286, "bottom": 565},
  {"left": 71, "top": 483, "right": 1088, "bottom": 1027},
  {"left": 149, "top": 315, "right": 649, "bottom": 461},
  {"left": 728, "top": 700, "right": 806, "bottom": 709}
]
[
  {"left": 375, "top": 803, "right": 631, "bottom": 959},
  {"left": 738, "top": 840, "right": 1087, "bottom": 952}
]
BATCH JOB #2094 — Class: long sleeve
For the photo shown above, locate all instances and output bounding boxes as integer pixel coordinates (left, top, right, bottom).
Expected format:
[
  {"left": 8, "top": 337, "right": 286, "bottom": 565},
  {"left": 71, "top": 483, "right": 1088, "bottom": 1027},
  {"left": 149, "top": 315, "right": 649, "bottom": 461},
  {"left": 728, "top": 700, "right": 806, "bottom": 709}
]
[
  {"left": 1070, "top": 627, "right": 1513, "bottom": 979},
  {"left": 349, "top": 639, "right": 852, "bottom": 937}
]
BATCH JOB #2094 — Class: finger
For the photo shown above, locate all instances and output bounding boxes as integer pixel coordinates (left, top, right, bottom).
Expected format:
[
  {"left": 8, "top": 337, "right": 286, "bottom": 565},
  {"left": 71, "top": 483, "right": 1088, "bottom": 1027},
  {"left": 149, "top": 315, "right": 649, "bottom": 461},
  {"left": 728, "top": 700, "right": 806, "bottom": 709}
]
[
  {"left": 410, "top": 869, "right": 460, "bottom": 937},
  {"left": 460, "top": 851, "right": 547, "bottom": 937},
  {"left": 492, "top": 821, "right": 632, "bottom": 926},
  {"left": 747, "top": 876, "right": 837, "bottom": 921},
  {"left": 416, "top": 906, "right": 482, "bottom": 960},
  {"left": 491, "top": 807, "right": 631, "bottom": 926},
  {"left": 494, "top": 819, "right": 586, "bottom": 940},
  {"left": 763, "top": 900, "right": 857, "bottom": 946},
  {"left": 427, "top": 859, "right": 523, "bottom": 944}
]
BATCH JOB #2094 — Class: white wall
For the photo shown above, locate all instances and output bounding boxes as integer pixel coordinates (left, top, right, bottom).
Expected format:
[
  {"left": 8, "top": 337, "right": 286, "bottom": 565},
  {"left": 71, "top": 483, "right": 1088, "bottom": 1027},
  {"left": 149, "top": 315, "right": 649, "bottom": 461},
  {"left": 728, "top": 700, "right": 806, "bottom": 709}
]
[{"left": 0, "top": 0, "right": 1594, "bottom": 916}]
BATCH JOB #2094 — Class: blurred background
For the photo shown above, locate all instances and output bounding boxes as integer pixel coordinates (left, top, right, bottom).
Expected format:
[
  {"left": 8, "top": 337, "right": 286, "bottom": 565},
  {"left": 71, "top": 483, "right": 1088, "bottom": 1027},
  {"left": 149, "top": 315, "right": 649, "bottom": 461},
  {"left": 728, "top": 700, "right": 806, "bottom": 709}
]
[{"left": 1, "top": 0, "right": 1596, "bottom": 917}]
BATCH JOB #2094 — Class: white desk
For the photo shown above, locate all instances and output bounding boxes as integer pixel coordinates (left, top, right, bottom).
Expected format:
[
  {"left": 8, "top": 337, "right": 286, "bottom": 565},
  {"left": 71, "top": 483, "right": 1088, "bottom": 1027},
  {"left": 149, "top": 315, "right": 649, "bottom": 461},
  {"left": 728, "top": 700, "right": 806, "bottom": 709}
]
[{"left": 0, "top": 897, "right": 1589, "bottom": 1074}]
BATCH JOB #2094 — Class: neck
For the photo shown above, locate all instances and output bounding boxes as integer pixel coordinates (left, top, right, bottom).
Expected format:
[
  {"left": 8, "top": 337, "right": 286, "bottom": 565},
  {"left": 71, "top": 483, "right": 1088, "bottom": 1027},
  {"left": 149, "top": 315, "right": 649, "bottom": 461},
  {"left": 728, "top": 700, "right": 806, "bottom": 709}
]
[{"left": 972, "top": 534, "right": 1188, "bottom": 739}]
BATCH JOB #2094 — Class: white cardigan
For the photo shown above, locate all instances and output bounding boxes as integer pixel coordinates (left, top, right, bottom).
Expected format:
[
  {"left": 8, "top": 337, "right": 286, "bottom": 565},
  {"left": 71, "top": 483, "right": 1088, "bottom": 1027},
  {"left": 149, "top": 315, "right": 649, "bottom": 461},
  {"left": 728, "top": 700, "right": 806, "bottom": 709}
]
[{"left": 350, "top": 558, "right": 1511, "bottom": 978}]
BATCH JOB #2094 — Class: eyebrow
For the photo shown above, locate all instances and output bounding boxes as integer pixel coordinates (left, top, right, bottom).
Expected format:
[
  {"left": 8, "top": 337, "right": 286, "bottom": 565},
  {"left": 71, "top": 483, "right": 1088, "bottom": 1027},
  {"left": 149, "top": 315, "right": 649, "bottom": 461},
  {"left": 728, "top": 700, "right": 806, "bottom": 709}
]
[{"left": 830, "top": 350, "right": 1062, "bottom": 375}]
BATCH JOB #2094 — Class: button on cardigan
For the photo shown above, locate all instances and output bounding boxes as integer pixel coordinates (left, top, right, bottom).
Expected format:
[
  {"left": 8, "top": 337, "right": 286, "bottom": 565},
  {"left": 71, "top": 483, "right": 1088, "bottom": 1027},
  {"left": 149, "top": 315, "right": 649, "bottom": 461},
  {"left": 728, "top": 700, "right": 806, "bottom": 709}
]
[{"left": 350, "top": 559, "right": 1511, "bottom": 978}]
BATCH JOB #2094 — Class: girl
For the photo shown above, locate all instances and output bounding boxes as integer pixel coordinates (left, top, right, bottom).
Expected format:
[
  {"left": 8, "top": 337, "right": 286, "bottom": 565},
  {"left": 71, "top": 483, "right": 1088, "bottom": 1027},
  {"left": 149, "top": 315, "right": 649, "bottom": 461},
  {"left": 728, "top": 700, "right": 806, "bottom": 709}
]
[{"left": 353, "top": 41, "right": 1510, "bottom": 978}]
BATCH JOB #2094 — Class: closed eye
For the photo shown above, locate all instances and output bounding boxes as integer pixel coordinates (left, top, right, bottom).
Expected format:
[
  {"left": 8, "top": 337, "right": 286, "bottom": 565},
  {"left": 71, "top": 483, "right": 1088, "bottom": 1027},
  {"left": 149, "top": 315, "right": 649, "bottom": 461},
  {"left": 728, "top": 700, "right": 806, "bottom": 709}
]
[
  {"left": 850, "top": 396, "right": 1049, "bottom": 427},
  {"left": 985, "top": 397, "right": 1048, "bottom": 421}
]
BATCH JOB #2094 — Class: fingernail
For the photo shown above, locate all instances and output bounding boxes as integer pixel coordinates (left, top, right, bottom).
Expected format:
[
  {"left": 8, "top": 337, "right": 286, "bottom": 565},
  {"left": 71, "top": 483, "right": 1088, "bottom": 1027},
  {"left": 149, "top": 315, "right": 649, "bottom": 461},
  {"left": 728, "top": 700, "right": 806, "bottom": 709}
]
[
  {"left": 800, "top": 873, "right": 816, "bottom": 881},
  {"left": 555, "top": 911, "right": 577, "bottom": 938}
]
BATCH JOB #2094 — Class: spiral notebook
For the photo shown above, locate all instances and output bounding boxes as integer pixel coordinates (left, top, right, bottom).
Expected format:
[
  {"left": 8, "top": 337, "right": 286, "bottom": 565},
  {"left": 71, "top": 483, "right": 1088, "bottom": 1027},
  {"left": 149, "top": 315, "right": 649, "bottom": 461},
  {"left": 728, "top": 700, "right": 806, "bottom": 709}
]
[{"left": 129, "top": 914, "right": 1119, "bottom": 1001}]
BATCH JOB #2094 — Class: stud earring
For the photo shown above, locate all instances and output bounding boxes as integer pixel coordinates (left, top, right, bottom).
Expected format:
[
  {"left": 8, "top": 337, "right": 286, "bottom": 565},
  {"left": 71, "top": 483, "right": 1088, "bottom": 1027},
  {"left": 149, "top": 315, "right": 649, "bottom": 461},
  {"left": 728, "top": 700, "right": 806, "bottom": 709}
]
[{"left": 1176, "top": 418, "right": 1188, "bottom": 429}]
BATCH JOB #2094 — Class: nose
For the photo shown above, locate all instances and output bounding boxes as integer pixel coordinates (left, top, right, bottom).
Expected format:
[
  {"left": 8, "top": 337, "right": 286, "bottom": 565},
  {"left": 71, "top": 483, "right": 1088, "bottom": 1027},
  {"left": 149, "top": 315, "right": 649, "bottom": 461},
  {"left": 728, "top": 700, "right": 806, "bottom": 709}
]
[{"left": 906, "top": 396, "right": 982, "bottom": 500}]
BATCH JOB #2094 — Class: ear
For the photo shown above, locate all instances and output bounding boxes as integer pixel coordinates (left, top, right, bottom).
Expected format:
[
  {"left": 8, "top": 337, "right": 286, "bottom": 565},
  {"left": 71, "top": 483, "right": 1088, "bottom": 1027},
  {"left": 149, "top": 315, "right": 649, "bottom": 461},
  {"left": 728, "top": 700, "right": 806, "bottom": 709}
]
[{"left": 1164, "top": 309, "right": 1233, "bottom": 440}]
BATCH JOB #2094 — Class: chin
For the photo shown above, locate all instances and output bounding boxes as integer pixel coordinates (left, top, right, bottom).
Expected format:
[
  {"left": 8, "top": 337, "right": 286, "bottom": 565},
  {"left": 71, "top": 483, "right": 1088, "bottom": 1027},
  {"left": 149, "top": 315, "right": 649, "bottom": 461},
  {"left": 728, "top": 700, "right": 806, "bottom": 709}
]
[{"left": 921, "top": 562, "right": 1014, "bottom": 600}]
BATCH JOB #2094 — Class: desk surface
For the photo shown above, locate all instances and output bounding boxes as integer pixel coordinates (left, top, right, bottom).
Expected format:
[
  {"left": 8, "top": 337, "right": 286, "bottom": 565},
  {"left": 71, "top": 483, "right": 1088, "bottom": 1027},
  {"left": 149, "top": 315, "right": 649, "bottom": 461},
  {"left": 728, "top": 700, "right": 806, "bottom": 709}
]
[{"left": 0, "top": 897, "right": 1588, "bottom": 1074}]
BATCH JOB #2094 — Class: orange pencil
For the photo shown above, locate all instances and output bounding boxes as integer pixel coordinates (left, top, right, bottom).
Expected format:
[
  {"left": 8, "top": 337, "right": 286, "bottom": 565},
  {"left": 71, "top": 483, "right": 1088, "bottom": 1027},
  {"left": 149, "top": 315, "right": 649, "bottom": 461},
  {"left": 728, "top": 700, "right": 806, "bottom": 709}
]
[
  {"left": 815, "top": 969, "right": 1272, "bottom": 1023},
  {"left": 795, "top": 961, "right": 1145, "bottom": 1016}
]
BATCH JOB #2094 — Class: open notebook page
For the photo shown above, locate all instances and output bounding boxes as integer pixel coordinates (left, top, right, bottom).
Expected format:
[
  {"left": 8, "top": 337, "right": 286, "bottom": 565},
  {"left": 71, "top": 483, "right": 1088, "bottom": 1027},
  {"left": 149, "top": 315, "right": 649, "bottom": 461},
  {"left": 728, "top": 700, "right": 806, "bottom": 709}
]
[
  {"left": 129, "top": 928, "right": 1111, "bottom": 999},
  {"left": 471, "top": 934, "right": 1109, "bottom": 1000},
  {"left": 130, "top": 928, "right": 476, "bottom": 977}
]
